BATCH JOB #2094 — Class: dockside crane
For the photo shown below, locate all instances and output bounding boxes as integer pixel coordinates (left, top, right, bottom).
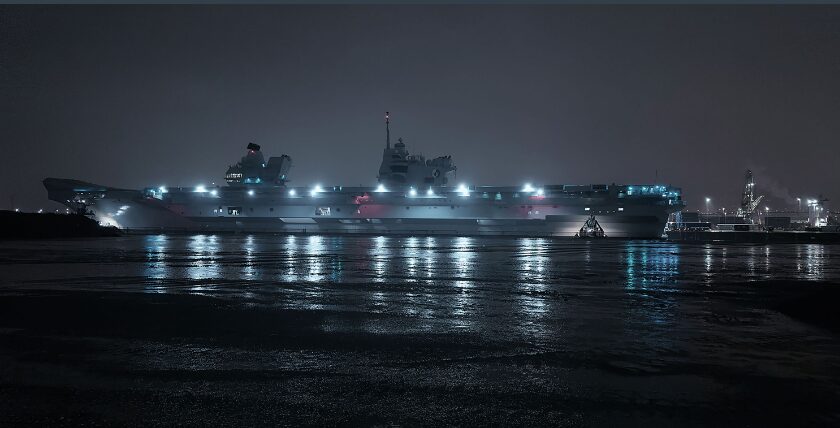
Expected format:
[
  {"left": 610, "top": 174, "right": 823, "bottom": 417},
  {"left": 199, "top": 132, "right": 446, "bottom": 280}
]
[{"left": 736, "top": 170, "right": 764, "bottom": 222}]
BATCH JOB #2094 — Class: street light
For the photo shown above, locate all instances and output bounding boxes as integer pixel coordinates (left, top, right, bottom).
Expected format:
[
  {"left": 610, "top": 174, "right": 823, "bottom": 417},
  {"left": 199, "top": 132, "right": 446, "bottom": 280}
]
[
  {"left": 705, "top": 197, "right": 711, "bottom": 213},
  {"left": 796, "top": 197, "right": 801, "bottom": 212}
]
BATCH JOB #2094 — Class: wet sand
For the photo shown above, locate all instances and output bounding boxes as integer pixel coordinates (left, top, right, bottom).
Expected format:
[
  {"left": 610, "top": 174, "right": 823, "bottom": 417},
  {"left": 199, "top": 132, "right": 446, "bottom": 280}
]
[{"left": 1, "top": 236, "right": 839, "bottom": 426}]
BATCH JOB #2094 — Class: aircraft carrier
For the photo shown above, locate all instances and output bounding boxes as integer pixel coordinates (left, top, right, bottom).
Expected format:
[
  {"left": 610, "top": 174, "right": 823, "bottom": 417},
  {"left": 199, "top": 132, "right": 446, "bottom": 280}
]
[{"left": 44, "top": 114, "right": 684, "bottom": 238}]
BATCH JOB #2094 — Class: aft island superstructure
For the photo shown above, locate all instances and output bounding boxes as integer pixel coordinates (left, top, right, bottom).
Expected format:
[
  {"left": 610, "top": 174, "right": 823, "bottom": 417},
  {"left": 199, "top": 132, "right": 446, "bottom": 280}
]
[{"left": 44, "top": 113, "right": 684, "bottom": 238}]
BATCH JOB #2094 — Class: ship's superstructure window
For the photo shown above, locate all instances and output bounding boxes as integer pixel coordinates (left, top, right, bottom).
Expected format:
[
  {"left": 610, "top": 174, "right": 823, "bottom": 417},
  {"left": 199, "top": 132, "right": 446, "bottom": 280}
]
[
  {"left": 228, "top": 207, "right": 242, "bottom": 215},
  {"left": 618, "top": 207, "right": 624, "bottom": 211},
  {"left": 316, "top": 207, "right": 331, "bottom": 216}
]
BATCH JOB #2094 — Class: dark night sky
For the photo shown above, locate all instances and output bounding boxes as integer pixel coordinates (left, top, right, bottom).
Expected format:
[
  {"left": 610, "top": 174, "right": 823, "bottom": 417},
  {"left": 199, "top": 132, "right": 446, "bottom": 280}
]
[{"left": 1, "top": 5, "right": 839, "bottom": 212}]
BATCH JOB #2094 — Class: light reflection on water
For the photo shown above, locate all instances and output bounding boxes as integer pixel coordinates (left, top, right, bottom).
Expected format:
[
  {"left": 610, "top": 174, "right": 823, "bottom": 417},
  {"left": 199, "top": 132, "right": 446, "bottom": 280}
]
[
  {"left": 371, "top": 235, "right": 389, "bottom": 283},
  {"left": 515, "top": 238, "right": 553, "bottom": 338},
  {"left": 242, "top": 234, "right": 256, "bottom": 279},
  {"left": 304, "top": 235, "right": 325, "bottom": 283},
  {"left": 404, "top": 236, "right": 419, "bottom": 280},
  {"left": 624, "top": 242, "right": 681, "bottom": 327},
  {"left": 125, "top": 235, "right": 840, "bottom": 334},
  {"left": 423, "top": 236, "right": 437, "bottom": 281},
  {"left": 804, "top": 244, "right": 825, "bottom": 279},
  {"left": 624, "top": 242, "right": 680, "bottom": 290},
  {"left": 135, "top": 236, "right": 839, "bottom": 286},
  {"left": 449, "top": 237, "right": 476, "bottom": 329},
  {"left": 5, "top": 236, "right": 840, "bottom": 424},
  {"left": 144, "top": 234, "right": 169, "bottom": 289},
  {"left": 186, "top": 235, "right": 220, "bottom": 286}
]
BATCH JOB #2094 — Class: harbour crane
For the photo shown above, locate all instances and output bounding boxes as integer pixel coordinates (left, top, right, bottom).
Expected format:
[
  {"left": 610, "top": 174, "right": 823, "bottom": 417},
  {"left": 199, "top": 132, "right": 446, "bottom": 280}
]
[{"left": 736, "top": 170, "right": 764, "bottom": 222}]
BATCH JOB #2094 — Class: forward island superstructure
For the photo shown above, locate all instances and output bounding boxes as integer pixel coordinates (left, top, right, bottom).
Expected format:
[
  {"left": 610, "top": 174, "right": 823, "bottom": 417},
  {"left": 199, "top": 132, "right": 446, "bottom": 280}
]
[{"left": 44, "top": 113, "right": 684, "bottom": 238}]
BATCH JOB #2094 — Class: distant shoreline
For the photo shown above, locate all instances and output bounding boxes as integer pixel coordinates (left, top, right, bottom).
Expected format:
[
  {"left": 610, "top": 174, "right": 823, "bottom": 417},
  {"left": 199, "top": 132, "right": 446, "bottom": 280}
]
[{"left": 0, "top": 210, "right": 121, "bottom": 240}]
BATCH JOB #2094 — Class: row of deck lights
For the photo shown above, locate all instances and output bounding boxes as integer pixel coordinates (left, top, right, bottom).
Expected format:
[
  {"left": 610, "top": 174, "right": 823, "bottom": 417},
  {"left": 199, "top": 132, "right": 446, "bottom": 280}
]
[
  {"left": 522, "top": 183, "right": 545, "bottom": 196},
  {"left": 627, "top": 185, "right": 677, "bottom": 198},
  {"left": 170, "top": 183, "right": 679, "bottom": 203},
  {"left": 185, "top": 183, "right": 548, "bottom": 198}
]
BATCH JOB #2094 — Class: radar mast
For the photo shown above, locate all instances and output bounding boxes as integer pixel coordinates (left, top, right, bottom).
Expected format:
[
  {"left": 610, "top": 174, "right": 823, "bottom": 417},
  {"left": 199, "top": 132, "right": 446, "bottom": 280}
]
[{"left": 385, "top": 111, "right": 390, "bottom": 149}]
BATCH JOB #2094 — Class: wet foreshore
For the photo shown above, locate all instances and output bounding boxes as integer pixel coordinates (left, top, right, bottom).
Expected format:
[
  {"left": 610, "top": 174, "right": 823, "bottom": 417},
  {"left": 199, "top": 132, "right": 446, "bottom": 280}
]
[{"left": 1, "top": 236, "right": 839, "bottom": 426}]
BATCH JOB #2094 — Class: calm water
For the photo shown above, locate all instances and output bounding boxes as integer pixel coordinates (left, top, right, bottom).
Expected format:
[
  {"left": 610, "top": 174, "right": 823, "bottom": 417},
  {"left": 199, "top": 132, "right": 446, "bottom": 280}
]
[{"left": 1, "top": 235, "right": 839, "bottom": 425}]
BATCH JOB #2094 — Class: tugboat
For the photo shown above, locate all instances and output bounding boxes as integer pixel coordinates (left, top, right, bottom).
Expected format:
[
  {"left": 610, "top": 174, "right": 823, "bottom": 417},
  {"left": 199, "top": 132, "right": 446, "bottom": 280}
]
[{"left": 576, "top": 214, "right": 607, "bottom": 238}]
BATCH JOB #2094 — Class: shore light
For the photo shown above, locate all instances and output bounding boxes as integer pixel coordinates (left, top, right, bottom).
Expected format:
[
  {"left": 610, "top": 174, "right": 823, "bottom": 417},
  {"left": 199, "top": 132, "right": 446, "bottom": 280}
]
[{"left": 375, "top": 184, "right": 387, "bottom": 193}]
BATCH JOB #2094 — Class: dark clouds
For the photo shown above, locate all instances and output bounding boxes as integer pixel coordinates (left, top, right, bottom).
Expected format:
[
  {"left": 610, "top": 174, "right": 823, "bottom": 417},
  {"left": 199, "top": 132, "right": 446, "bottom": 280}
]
[{"left": 1, "top": 5, "right": 839, "bottom": 212}]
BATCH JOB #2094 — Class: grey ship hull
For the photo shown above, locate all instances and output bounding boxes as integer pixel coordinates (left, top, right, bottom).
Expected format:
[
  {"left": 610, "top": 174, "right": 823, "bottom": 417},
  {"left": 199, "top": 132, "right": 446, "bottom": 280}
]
[{"left": 44, "top": 179, "right": 681, "bottom": 238}]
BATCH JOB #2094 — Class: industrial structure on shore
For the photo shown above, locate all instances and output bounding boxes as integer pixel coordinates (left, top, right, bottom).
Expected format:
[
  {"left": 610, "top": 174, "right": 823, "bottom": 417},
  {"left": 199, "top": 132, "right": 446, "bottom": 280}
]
[{"left": 667, "top": 170, "right": 838, "bottom": 243}]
